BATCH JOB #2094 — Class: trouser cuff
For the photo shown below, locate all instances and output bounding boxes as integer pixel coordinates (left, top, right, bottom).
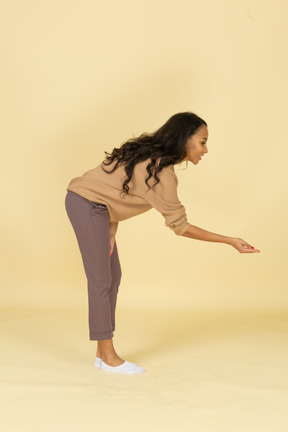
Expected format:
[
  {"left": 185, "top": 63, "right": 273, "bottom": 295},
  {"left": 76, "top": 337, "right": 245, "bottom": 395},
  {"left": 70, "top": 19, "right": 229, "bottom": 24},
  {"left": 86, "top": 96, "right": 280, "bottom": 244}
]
[{"left": 90, "top": 331, "right": 114, "bottom": 341}]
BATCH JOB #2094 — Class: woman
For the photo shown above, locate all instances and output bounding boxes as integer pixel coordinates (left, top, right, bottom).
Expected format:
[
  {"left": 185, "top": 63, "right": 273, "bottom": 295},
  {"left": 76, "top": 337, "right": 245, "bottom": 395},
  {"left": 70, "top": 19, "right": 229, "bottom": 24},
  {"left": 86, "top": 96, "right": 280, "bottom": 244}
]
[{"left": 65, "top": 112, "right": 260, "bottom": 375}]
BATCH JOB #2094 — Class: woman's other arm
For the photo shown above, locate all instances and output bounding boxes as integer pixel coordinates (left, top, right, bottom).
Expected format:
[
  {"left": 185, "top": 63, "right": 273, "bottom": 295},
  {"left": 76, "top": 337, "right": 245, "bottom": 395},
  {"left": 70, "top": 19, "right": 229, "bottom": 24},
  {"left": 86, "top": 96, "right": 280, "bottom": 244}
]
[
  {"left": 109, "top": 222, "right": 118, "bottom": 237},
  {"left": 109, "top": 222, "right": 118, "bottom": 256}
]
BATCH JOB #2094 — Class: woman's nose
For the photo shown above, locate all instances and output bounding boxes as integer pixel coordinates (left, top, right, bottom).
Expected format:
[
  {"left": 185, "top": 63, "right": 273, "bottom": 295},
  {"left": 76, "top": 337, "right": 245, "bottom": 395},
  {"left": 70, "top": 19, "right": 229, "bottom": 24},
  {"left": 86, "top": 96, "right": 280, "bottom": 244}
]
[{"left": 204, "top": 145, "right": 208, "bottom": 153}]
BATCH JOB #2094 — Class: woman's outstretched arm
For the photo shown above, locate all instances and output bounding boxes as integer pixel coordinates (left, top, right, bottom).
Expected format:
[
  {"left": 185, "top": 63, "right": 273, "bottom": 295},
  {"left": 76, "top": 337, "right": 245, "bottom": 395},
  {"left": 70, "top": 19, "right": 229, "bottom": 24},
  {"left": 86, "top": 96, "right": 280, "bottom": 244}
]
[{"left": 181, "top": 224, "right": 260, "bottom": 253}]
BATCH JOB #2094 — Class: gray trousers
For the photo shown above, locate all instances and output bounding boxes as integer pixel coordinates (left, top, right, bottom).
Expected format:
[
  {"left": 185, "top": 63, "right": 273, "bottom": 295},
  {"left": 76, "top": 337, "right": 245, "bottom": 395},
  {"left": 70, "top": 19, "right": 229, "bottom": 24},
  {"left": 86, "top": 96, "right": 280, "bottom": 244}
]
[{"left": 65, "top": 190, "right": 122, "bottom": 340}]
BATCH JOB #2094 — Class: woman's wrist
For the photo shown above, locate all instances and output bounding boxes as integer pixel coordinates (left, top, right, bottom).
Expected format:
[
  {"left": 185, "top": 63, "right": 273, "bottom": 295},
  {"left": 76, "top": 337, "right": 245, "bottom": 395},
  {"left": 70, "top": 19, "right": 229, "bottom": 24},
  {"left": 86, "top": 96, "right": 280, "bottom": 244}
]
[{"left": 224, "top": 236, "right": 234, "bottom": 246}]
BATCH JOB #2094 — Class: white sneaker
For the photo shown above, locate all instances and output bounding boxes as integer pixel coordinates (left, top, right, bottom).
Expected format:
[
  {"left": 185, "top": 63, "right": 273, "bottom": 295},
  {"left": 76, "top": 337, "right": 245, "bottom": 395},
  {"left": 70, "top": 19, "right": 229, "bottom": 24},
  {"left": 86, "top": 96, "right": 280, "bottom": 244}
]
[
  {"left": 100, "top": 360, "right": 146, "bottom": 374},
  {"left": 94, "top": 356, "right": 141, "bottom": 369},
  {"left": 94, "top": 357, "right": 101, "bottom": 368}
]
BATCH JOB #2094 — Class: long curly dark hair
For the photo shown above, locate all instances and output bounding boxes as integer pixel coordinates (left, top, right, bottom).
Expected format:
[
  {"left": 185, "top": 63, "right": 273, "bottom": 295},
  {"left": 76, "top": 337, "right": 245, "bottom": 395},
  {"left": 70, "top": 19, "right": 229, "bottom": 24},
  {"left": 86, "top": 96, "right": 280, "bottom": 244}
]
[{"left": 101, "top": 111, "right": 207, "bottom": 197}]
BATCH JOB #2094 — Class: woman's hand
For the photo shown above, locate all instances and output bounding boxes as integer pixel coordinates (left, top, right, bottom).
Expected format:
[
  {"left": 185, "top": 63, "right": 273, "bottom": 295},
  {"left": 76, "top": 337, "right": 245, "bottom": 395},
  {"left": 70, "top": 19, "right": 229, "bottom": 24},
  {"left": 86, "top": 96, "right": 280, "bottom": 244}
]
[
  {"left": 110, "top": 234, "right": 116, "bottom": 256},
  {"left": 228, "top": 237, "right": 260, "bottom": 253}
]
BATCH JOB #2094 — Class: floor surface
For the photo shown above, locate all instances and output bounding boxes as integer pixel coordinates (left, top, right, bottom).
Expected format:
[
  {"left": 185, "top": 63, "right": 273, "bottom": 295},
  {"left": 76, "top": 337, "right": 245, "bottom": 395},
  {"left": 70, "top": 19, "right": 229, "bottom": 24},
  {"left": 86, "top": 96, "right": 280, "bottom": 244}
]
[{"left": 1, "top": 308, "right": 288, "bottom": 431}]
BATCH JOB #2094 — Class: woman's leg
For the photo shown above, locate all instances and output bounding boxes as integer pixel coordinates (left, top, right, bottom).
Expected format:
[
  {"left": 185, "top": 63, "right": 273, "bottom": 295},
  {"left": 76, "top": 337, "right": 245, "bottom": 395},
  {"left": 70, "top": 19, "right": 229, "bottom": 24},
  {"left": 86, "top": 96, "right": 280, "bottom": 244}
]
[
  {"left": 96, "top": 240, "right": 125, "bottom": 366},
  {"left": 65, "top": 191, "right": 121, "bottom": 345},
  {"left": 65, "top": 191, "right": 145, "bottom": 373},
  {"left": 109, "top": 240, "right": 122, "bottom": 333}
]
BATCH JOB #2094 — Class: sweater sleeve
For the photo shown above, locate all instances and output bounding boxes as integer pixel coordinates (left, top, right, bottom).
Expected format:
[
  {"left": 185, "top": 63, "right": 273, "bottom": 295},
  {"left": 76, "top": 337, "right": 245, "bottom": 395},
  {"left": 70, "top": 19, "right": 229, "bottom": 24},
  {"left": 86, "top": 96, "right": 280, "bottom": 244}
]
[{"left": 143, "top": 167, "right": 191, "bottom": 236}]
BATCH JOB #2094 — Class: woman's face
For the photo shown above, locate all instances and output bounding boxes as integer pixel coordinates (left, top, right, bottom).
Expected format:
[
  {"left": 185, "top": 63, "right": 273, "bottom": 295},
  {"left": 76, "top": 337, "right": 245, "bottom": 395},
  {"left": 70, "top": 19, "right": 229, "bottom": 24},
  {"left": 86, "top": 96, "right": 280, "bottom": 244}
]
[{"left": 183, "top": 125, "right": 209, "bottom": 164}]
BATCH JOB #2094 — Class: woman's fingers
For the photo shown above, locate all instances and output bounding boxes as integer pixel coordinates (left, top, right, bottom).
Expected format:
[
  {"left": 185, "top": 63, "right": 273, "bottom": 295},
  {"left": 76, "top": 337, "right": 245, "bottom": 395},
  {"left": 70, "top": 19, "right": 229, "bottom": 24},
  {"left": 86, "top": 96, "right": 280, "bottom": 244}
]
[
  {"left": 242, "top": 240, "right": 260, "bottom": 253},
  {"left": 231, "top": 238, "right": 260, "bottom": 253},
  {"left": 242, "top": 246, "right": 260, "bottom": 253}
]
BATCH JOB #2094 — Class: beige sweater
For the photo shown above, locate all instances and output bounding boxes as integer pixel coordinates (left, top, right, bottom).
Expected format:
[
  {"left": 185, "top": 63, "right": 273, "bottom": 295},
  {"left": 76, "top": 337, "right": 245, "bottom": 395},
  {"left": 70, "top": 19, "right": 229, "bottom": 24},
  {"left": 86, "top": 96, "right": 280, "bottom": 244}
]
[{"left": 66, "top": 158, "right": 191, "bottom": 236}]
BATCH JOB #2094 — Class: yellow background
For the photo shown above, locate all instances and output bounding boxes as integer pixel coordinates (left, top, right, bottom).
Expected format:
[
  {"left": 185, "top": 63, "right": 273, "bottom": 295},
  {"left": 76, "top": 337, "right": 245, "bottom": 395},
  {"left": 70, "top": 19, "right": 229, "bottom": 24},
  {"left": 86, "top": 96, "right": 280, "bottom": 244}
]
[{"left": 1, "top": 1, "right": 288, "bottom": 431}]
